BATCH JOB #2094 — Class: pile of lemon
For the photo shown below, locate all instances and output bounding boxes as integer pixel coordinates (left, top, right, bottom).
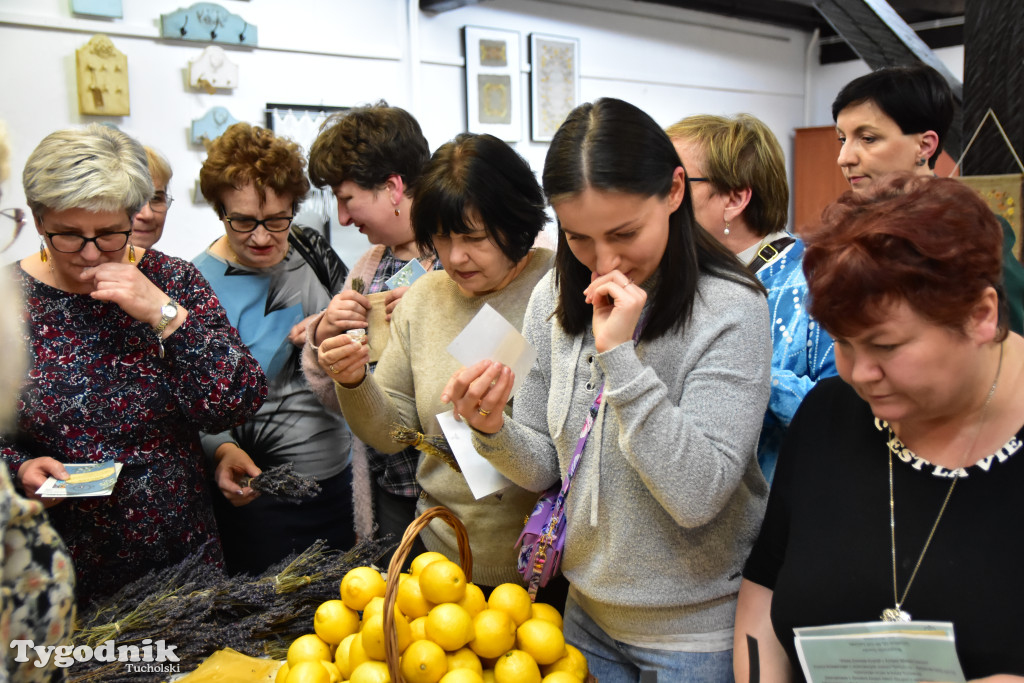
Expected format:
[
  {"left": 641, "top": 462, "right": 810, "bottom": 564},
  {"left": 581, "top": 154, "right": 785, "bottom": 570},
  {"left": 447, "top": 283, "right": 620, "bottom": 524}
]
[{"left": 277, "top": 551, "right": 588, "bottom": 683}]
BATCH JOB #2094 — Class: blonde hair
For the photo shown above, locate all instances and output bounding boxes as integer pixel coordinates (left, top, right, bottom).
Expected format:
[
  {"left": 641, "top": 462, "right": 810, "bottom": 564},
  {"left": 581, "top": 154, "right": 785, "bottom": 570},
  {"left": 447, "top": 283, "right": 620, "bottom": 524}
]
[{"left": 144, "top": 145, "right": 173, "bottom": 188}]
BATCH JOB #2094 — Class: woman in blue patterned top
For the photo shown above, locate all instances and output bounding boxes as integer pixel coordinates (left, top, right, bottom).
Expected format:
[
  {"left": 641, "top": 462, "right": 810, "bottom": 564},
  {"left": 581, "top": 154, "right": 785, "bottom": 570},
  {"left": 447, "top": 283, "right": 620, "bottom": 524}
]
[
  {"left": 2, "top": 124, "right": 267, "bottom": 607},
  {"left": 668, "top": 114, "right": 837, "bottom": 483}
]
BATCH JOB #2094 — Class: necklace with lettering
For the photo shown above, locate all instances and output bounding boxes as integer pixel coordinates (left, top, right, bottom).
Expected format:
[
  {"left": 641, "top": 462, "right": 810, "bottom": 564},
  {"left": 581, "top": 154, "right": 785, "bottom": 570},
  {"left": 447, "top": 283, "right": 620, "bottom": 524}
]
[{"left": 881, "top": 342, "right": 1003, "bottom": 622}]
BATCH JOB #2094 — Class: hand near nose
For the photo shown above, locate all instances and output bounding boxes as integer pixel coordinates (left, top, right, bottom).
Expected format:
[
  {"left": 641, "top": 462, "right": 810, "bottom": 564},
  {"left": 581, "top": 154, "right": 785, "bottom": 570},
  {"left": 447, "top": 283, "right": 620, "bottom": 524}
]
[
  {"left": 316, "top": 290, "right": 371, "bottom": 345},
  {"left": 317, "top": 332, "right": 370, "bottom": 386},
  {"left": 584, "top": 269, "right": 646, "bottom": 352},
  {"left": 384, "top": 286, "right": 409, "bottom": 322},
  {"left": 440, "top": 360, "right": 514, "bottom": 434},
  {"left": 84, "top": 262, "right": 179, "bottom": 328}
]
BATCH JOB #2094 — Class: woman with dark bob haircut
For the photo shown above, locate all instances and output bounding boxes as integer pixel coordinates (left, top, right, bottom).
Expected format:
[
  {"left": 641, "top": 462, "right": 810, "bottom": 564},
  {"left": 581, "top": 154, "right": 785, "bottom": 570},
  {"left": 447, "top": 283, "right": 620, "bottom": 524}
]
[
  {"left": 737, "top": 174, "right": 1024, "bottom": 681},
  {"left": 194, "top": 122, "right": 354, "bottom": 575},
  {"left": 444, "top": 99, "right": 772, "bottom": 681},
  {"left": 316, "top": 133, "right": 564, "bottom": 601}
]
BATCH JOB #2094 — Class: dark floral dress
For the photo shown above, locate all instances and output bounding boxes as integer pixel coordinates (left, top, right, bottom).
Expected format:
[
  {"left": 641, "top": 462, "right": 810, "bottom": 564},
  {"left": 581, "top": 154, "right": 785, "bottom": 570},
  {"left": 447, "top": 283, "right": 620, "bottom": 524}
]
[{"left": 0, "top": 250, "right": 267, "bottom": 608}]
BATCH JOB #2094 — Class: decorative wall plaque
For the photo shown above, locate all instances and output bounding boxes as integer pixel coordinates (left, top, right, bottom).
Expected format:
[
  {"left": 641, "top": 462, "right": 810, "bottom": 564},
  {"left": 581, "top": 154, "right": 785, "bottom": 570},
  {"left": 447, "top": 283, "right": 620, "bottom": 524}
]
[
  {"left": 161, "top": 3, "right": 257, "bottom": 47},
  {"left": 76, "top": 34, "right": 129, "bottom": 116}
]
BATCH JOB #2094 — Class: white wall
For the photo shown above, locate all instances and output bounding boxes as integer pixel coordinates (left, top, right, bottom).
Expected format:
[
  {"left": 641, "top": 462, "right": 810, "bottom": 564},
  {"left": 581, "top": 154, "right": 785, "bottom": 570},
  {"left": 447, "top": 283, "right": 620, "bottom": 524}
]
[{"left": 1, "top": 0, "right": 956, "bottom": 266}]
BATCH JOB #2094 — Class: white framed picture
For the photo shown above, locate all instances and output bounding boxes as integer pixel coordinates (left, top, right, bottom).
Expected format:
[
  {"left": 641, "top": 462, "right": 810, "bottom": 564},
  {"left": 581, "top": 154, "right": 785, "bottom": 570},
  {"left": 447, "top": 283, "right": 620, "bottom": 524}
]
[
  {"left": 529, "top": 33, "right": 580, "bottom": 142},
  {"left": 463, "top": 26, "right": 522, "bottom": 142}
]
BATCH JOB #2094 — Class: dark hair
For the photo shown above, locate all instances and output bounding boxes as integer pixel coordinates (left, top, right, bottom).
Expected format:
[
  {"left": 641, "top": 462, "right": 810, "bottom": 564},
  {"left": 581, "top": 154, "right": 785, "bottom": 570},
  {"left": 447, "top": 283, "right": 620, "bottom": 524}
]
[
  {"left": 542, "top": 98, "right": 763, "bottom": 341},
  {"left": 803, "top": 173, "right": 1007, "bottom": 341},
  {"left": 199, "top": 123, "right": 309, "bottom": 213},
  {"left": 308, "top": 101, "right": 430, "bottom": 195},
  {"left": 831, "top": 64, "right": 954, "bottom": 169},
  {"left": 412, "top": 133, "right": 547, "bottom": 263}
]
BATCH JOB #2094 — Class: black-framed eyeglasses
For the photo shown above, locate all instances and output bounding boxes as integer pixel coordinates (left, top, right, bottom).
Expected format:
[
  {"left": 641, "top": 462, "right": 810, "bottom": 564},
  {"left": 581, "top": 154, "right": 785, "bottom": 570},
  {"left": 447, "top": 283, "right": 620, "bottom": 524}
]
[
  {"left": 148, "top": 192, "right": 174, "bottom": 213},
  {"left": 0, "top": 208, "right": 25, "bottom": 252},
  {"left": 45, "top": 230, "right": 132, "bottom": 253},
  {"left": 688, "top": 177, "right": 709, "bottom": 183},
  {"left": 222, "top": 215, "right": 295, "bottom": 233}
]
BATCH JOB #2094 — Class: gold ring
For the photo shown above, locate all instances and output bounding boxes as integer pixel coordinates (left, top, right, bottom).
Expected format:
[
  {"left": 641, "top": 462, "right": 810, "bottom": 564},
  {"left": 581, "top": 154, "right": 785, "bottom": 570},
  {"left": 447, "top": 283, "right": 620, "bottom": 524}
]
[
  {"left": 330, "top": 364, "right": 339, "bottom": 374},
  {"left": 478, "top": 408, "right": 491, "bottom": 417}
]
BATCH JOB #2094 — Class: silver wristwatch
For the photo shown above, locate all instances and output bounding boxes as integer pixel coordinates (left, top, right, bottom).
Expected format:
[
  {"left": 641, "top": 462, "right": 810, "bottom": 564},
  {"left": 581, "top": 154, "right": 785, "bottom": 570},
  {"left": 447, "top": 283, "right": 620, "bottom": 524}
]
[{"left": 153, "top": 300, "right": 179, "bottom": 358}]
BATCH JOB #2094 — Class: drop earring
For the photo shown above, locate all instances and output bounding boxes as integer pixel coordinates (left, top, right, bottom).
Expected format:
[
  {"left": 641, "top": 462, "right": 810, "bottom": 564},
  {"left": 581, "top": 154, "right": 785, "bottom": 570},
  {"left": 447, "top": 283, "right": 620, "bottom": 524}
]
[
  {"left": 128, "top": 241, "right": 136, "bottom": 263},
  {"left": 724, "top": 220, "right": 731, "bottom": 236},
  {"left": 394, "top": 207, "right": 401, "bottom": 217},
  {"left": 39, "top": 237, "right": 48, "bottom": 263}
]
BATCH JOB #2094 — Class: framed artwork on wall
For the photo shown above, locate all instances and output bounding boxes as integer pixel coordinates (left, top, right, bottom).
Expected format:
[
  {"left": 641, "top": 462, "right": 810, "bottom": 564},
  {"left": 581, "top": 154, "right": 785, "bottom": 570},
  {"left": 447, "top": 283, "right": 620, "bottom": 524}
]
[
  {"left": 529, "top": 33, "right": 580, "bottom": 142},
  {"left": 463, "top": 26, "right": 521, "bottom": 142}
]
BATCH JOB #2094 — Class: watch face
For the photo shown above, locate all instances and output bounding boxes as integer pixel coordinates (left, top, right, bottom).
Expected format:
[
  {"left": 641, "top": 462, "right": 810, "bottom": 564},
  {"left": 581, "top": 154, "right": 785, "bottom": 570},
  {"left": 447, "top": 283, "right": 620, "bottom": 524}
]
[{"left": 161, "top": 303, "right": 177, "bottom": 318}]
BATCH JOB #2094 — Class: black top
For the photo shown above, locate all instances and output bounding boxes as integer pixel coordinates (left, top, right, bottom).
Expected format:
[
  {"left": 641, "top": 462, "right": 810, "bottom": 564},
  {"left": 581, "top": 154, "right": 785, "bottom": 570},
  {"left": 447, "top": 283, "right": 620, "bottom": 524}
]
[{"left": 744, "top": 377, "right": 1024, "bottom": 679}]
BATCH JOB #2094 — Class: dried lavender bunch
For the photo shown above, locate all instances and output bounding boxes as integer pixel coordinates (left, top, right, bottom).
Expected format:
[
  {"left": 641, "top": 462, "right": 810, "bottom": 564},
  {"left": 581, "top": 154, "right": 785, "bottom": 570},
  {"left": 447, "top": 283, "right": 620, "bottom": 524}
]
[
  {"left": 246, "top": 463, "right": 321, "bottom": 504},
  {"left": 351, "top": 276, "right": 366, "bottom": 294},
  {"left": 390, "top": 424, "right": 461, "bottom": 472}
]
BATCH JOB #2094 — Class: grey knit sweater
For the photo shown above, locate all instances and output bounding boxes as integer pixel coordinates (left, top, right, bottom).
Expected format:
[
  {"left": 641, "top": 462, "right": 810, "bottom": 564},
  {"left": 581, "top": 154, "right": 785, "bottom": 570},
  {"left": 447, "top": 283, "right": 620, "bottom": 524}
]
[
  {"left": 474, "top": 269, "right": 771, "bottom": 639},
  {"left": 335, "top": 249, "right": 555, "bottom": 587}
]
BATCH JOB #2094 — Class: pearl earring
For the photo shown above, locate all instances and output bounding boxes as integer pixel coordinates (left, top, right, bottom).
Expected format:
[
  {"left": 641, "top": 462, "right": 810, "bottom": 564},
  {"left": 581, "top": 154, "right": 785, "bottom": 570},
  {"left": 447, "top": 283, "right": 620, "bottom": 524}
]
[{"left": 724, "top": 221, "right": 731, "bottom": 236}]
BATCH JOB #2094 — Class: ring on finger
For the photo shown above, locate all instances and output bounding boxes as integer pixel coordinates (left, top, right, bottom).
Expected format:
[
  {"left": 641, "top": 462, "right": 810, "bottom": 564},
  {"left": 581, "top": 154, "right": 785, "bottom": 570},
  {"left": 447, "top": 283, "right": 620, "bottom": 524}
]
[
  {"left": 478, "top": 408, "right": 491, "bottom": 417},
  {"left": 330, "top": 364, "right": 339, "bottom": 374}
]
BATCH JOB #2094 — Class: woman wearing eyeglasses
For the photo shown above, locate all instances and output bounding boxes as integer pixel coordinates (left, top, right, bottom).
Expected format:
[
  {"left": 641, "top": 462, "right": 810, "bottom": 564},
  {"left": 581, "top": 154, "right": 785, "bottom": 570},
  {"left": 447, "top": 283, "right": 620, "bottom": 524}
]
[
  {"left": 193, "top": 122, "right": 355, "bottom": 575},
  {"left": 131, "top": 145, "right": 173, "bottom": 249},
  {"left": 3, "top": 124, "right": 267, "bottom": 608}
]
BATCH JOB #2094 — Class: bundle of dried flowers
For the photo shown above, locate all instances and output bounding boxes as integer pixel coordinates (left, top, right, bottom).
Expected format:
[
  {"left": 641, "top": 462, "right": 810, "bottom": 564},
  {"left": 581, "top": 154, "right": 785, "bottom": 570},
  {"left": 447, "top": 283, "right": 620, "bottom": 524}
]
[
  {"left": 245, "top": 463, "right": 321, "bottom": 504},
  {"left": 350, "top": 276, "right": 366, "bottom": 295},
  {"left": 390, "top": 423, "right": 461, "bottom": 472}
]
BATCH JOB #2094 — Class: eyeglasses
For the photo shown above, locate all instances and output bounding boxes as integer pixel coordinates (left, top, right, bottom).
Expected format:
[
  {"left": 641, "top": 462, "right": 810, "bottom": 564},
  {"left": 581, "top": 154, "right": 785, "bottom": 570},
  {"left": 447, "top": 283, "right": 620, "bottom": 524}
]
[
  {"left": 0, "top": 208, "right": 25, "bottom": 252},
  {"left": 222, "top": 215, "right": 295, "bottom": 233},
  {"left": 688, "top": 177, "right": 709, "bottom": 183},
  {"left": 148, "top": 192, "right": 174, "bottom": 213},
  {"left": 45, "top": 230, "right": 132, "bottom": 253}
]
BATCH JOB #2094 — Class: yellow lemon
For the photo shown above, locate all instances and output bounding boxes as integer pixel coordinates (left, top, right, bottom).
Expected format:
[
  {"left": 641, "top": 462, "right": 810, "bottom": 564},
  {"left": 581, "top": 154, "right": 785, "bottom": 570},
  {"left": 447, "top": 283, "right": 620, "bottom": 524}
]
[
  {"left": 469, "top": 609, "right": 516, "bottom": 659},
  {"left": 361, "top": 611, "right": 413, "bottom": 660},
  {"left": 410, "top": 615, "right": 429, "bottom": 642},
  {"left": 439, "top": 670, "right": 484, "bottom": 683},
  {"left": 348, "top": 632, "right": 374, "bottom": 671},
  {"left": 515, "top": 619, "right": 565, "bottom": 666},
  {"left": 288, "top": 634, "right": 333, "bottom": 667},
  {"left": 493, "top": 650, "right": 541, "bottom": 683},
  {"left": 456, "top": 583, "right": 487, "bottom": 617},
  {"left": 341, "top": 567, "right": 387, "bottom": 611},
  {"left": 487, "top": 584, "right": 532, "bottom": 627},
  {"left": 411, "top": 551, "right": 449, "bottom": 576},
  {"left": 335, "top": 633, "right": 357, "bottom": 679},
  {"left": 363, "top": 596, "right": 387, "bottom": 623},
  {"left": 482, "top": 671, "right": 496, "bottom": 683},
  {"left": 425, "top": 602, "right": 475, "bottom": 651},
  {"left": 322, "top": 660, "right": 342, "bottom": 683},
  {"left": 528, "top": 602, "right": 563, "bottom": 631},
  {"left": 349, "top": 660, "right": 392, "bottom": 683},
  {"left": 397, "top": 574, "right": 435, "bottom": 619},
  {"left": 314, "top": 599, "right": 361, "bottom": 645},
  {"left": 286, "top": 660, "right": 331, "bottom": 683},
  {"left": 419, "top": 560, "right": 468, "bottom": 604},
  {"left": 447, "top": 647, "right": 483, "bottom": 676},
  {"left": 540, "top": 644, "right": 588, "bottom": 681},
  {"left": 276, "top": 662, "right": 290, "bottom": 683},
  {"left": 400, "top": 639, "right": 448, "bottom": 683},
  {"left": 540, "top": 673, "right": 580, "bottom": 683}
]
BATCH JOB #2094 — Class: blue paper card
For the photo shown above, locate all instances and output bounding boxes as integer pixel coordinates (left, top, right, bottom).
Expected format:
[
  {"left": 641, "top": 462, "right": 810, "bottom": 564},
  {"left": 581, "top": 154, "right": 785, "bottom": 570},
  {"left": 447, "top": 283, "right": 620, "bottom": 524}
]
[{"left": 385, "top": 259, "right": 427, "bottom": 290}]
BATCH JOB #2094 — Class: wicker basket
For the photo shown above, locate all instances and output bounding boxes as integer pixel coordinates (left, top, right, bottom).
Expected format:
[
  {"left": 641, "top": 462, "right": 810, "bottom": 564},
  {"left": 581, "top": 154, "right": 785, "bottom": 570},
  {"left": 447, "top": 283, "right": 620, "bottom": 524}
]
[{"left": 382, "top": 506, "right": 473, "bottom": 683}]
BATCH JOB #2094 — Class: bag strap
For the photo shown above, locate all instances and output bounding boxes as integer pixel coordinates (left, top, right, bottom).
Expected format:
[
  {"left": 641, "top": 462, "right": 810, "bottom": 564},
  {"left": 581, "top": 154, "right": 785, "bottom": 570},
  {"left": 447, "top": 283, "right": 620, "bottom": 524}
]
[{"left": 746, "top": 236, "right": 795, "bottom": 274}]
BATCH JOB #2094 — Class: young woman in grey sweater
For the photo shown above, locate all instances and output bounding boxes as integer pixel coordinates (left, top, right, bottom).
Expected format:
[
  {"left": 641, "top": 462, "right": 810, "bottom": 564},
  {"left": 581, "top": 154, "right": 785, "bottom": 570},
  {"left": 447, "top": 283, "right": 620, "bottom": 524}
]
[{"left": 445, "top": 98, "right": 772, "bottom": 682}]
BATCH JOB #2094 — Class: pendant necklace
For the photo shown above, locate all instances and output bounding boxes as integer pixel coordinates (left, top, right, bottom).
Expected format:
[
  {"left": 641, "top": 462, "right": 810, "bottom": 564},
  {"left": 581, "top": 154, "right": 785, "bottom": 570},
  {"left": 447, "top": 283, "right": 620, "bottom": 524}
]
[{"left": 881, "top": 342, "right": 1004, "bottom": 623}]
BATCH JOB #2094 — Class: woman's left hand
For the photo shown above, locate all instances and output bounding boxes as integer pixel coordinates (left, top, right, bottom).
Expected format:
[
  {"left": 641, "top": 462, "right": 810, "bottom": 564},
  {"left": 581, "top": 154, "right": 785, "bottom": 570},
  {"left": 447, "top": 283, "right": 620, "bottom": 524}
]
[
  {"left": 441, "top": 360, "right": 514, "bottom": 434},
  {"left": 288, "top": 313, "right": 321, "bottom": 348},
  {"left": 384, "top": 286, "right": 409, "bottom": 322},
  {"left": 83, "top": 263, "right": 179, "bottom": 329},
  {"left": 584, "top": 269, "right": 646, "bottom": 352}
]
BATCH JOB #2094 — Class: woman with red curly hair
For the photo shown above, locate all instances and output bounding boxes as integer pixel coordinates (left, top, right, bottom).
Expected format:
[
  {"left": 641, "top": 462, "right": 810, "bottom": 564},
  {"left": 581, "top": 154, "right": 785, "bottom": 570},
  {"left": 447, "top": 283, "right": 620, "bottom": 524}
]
[
  {"left": 194, "top": 122, "right": 354, "bottom": 575},
  {"left": 735, "top": 174, "right": 1024, "bottom": 681}
]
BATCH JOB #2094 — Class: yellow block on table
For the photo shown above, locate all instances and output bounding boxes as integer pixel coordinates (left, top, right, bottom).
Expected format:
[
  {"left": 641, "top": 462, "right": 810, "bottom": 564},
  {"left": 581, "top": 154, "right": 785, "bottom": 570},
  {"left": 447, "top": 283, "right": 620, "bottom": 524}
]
[{"left": 173, "top": 648, "right": 282, "bottom": 682}]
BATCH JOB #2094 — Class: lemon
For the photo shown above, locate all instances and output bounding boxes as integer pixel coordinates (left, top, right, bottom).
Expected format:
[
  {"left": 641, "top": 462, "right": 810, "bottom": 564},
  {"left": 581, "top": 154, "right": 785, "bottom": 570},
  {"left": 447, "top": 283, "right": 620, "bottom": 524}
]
[
  {"left": 540, "top": 673, "right": 580, "bottom": 683},
  {"left": 348, "top": 632, "right": 374, "bottom": 671},
  {"left": 276, "top": 662, "right": 290, "bottom": 683},
  {"left": 286, "top": 660, "right": 331, "bottom": 683},
  {"left": 426, "top": 602, "right": 475, "bottom": 651},
  {"left": 314, "top": 599, "right": 361, "bottom": 645},
  {"left": 482, "top": 671, "right": 496, "bottom": 683},
  {"left": 410, "top": 615, "right": 429, "bottom": 642},
  {"left": 456, "top": 583, "right": 487, "bottom": 617},
  {"left": 515, "top": 619, "right": 565, "bottom": 666},
  {"left": 288, "top": 634, "right": 333, "bottom": 667},
  {"left": 469, "top": 609, "right": 516, "bottom": 659},
  {"left": 446, "top": 647, "right": 484, "bottom": 676},
  {"left": 540, "top": 645, "right": 588, "bottom": 681},
  {"left": 341, "top": 567, "right": 387, "bottom": 611},
  {"left": 487, "top": 584, "right": 533, "bottom": 627},
  {"left": 349, "top": 660, "right": 392, "bottom": 683},
  {"left": 439, "top": 669, "right": 484, "bottom": 683},
  {"left": 493, "top": 650, "right": 541, "bottom": 683},
  {"left": 411, "top": 551, "right": 449, "bottom": 576},
  {"left": 401, "top": 639, "right": 448, "bottom": 683},
  {"left": 335, "top": 633, "right": 357, "bottom": 679},
  {"left": 419, "top": 560, "right": 468, "bottom": 604},
  {"left": 363, "top": 596, "right": 386, "bottom": 623},
  {"left": 322, "top": 660, "right": 342, "bottom": 683},
  {"left": 361, "top": 611, "right": 412, "bottom": 660},
  {"left": 397, "top": 574, "right": 435, "bottom": 619},
  {"left": 528, "top": 603, "right": 563, "bottom": 631}
]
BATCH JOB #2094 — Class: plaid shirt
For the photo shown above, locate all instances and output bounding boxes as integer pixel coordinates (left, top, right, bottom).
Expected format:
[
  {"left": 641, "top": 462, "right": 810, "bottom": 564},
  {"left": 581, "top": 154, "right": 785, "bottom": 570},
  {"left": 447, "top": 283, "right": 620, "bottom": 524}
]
[{"left": 364, "top": 248, "right": 443, "bottom": 498}]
